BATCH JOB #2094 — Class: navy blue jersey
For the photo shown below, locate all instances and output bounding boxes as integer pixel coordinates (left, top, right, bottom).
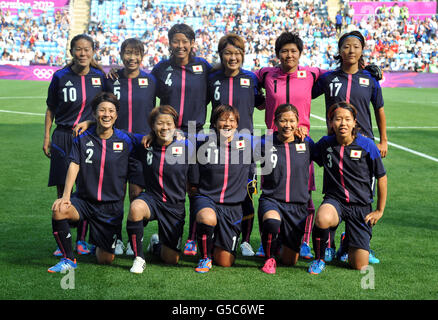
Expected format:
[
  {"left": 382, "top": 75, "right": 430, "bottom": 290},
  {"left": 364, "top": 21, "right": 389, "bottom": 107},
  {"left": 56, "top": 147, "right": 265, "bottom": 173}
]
[
  {"left": 105, "top": 69, "right": 157, "bottom": 135},
  {"left": 69, "top": 126, "right": 137, "bottom": 202},
  {"left": 208, "top": 68, "right": 264, "bottom": 133},
  {"left": 134, "top": 138, "right": 195, "bottom": 205},
  {"left": 151, "top": 57, "right": 212, "bottom": 132},
  {"left": 311, "top": 133, "right": 386, "bottom": 205},
  {"left": 192, "top": 132, "right": 254, "bottom": 204},
  {"left": 312, "top": 68, "right": 384, "bottom": 139},
  {"left": 47, "top": 66, "right": 106, "bottom": 128},
  {"left": 259, "top": 133, "right": 312, "bottom": 203}
]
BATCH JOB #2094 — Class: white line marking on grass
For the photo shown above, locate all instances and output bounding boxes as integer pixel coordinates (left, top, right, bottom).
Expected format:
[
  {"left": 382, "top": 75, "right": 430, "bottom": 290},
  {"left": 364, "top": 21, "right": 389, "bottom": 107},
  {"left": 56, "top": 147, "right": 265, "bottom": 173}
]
[
  {"left": 0, "top": 110, "right": 45, "bottom": 116},
  {"left": 254, "top": 113, "right": 438, "bottom": 163},
  {"left": 0, "top": 96, "right": 46, "bottom": 99},
  {"left": 1, "top": 109, "right": 437, "bottom": 162}
]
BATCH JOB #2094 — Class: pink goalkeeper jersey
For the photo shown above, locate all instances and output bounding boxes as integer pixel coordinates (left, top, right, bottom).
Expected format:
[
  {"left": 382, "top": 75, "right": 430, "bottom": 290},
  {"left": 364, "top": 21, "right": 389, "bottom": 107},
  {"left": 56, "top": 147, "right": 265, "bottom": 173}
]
[{"left": 255, "top": 66, "right": 324, "bottom": 131}]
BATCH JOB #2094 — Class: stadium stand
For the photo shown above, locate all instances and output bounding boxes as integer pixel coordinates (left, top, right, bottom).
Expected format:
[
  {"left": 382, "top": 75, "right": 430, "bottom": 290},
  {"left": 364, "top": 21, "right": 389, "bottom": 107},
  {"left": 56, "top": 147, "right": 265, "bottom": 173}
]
[
  {"left": 0, "top": 5, "right": 71, "bottom": 66},
  {"left": 1, "top": 0, "right": 437, "bottom": 72}
]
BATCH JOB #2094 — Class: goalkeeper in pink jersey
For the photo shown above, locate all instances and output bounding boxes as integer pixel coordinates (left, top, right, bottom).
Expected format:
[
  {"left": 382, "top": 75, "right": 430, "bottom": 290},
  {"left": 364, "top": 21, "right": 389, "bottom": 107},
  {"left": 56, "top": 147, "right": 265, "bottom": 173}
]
[{"left": 255, "top": 32, "right": 324, "bottom": 259}]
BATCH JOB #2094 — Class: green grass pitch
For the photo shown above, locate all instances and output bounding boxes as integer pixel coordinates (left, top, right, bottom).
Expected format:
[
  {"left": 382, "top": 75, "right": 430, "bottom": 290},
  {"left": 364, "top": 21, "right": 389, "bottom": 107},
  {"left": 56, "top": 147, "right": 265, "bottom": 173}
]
[{"left": 0, "top": 79, "right": 437, "bottom": 301}]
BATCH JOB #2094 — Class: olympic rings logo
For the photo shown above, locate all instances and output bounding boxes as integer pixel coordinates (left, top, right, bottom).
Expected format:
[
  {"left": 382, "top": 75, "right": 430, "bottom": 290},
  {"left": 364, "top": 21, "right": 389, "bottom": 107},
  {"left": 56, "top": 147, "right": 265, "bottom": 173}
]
[{"left": 33, "top": 68, "right": 54, "bottom": 79}]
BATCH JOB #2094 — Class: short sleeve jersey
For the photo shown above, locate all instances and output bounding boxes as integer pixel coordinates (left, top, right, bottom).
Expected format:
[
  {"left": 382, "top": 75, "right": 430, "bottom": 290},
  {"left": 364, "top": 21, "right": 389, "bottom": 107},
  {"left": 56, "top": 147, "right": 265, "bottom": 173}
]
[
  {"left": 105, "top": 69, "right": 157, "bottom": 135},
  {"left": 194, "top": 132, "right": 254, "bottom": 204},
  {"left": 69, "top": 126, "right": 137, "bottom": 202},
  {"left": 134, "top": 138, "right": 195, "bottom": 205},
  {"left": 311, "top": 133, "right": 386, "bottom": 205},
  {"left": 152, "top": 57, "right": 212, "bottom": 132},
  {"left": 47, "top": 66, "right": 105, "bottom": 128},
  {"left": 312, "top": 68, "right": 384, "bottom": 139},
  {"left": 208, "top": 68, "right": 264, "bottom": 133},
  {"left": 259, "top": 132, "right": 312, "bottom": 203},
  {"left": 255, "top": 65, "right": 323, "bottom": 131}
]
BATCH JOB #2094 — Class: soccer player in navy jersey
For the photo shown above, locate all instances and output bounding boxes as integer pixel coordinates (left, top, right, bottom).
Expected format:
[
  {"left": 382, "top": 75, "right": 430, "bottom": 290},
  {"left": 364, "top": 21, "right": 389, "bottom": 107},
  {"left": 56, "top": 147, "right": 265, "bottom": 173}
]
[
  {"left": 44, "top": 34, "right": 105, "bottom": 257},
  {"left": 105, "top": 38, "right": 157, "bottom": 199},
  {"left": 151, "top": 23, "right": 212, "bottom": 133},
  {"left": 150, "top": 23, "right": 212, "bottom": 257},
  {"left": 191, "top": 105, "right": 254, "bottom": 273},
  {"left": 308, "top": 102, "right": 387, "bottom": 274},
  {"left": 105, "top": 38, "right": 156, "bottom": 255},
  {"left": 126, "top": 105, "right": 195, "bottom": 273},
  {"left": 48, "top": 92, "right": 139, "bottom": 272},
  {"left": 257, "top": 104, "right": 314, "bottom": 274},
  {"left": 189, "top": 33, "right": 264, "bottom": 257},
  {"left": 312, "top": 31, "right": 388, "bottom": 262}
]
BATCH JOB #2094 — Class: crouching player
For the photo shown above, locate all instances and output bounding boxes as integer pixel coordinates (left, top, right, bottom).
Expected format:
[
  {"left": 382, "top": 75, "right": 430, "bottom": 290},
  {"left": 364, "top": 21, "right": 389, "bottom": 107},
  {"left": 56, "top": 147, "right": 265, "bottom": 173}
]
[
  {"left": 308, "top": 102, "right": 387, "bottom": 274},
  {"left": 127, "top": 105, "right": 195, "bottom": 274},
  {"left": 257, "top": 104, "right": 314, "bottom": 274},
  {"left": 48, "top": 92, "right": 137, "bottom": 272}
]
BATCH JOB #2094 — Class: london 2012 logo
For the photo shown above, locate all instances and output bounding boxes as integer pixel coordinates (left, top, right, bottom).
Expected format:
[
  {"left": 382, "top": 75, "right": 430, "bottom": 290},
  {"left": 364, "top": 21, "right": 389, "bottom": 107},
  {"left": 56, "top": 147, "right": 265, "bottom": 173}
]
[{"left": 33, "top": 68, "right": 54, "bottom": 79}]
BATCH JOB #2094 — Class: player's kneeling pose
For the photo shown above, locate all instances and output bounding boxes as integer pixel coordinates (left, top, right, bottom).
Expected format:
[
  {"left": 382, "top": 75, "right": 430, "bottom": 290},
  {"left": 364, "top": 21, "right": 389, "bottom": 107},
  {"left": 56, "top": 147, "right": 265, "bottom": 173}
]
[
  {"left": 257, "top": 104, "right": 314, "bottom": 274},
  {"left": 127, "top": 105, "right": 195, "bottom": 274},
  {"left": 191, "top": 105, "right": 255, "bottom": 273},
  {"left": 308, "top": 102, "right": 387, "bottom": 274},
  {"left": 48, "top": 92, "right": 138, "bottom": 272}
]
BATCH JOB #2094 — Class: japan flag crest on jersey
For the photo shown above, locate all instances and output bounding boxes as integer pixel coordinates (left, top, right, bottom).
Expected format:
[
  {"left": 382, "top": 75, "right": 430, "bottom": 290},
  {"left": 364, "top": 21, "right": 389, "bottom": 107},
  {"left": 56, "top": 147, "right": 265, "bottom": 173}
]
[
  {"left": 297, "top": 70, "right": 307, "bottom": 78},
  {"left": 236, "top": 140, "right": 245, "bottom": 149},
  {"left": 350, "top": 150, "right": 362, "bottom": 159},
  {"left": 193, "top": 65, "right": 203, "bottom": 73},
  {"left": 295, "top": 143, "right": 306, "bottom": 152},
  {"left": 92, "top": 78, "right": 101, "bottom": 86},
  {"left": 359, "top": 78, "right": 369, "bottom": 86},
  {"left": 138, "top": 78, "right": 148, "bottom": 86},
  {"left": 172, "top": 146, "right": 183, "bottom": 156},
  {"left": 113, "top": 142, "right": 123, "bottom": 151},
  {"left": 240, "top": 78, "right": 250, "bottom": 87}
]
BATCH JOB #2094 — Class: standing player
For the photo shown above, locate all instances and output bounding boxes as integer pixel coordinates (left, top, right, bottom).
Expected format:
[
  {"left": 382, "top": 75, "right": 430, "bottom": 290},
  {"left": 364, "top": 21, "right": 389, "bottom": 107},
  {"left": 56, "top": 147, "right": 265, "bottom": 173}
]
[
  {"left": 44, "top": 34, "right": 105, "bottom": 256},
  {"left": 308, "top": 102, "right": 387, "bottom": 274},
  {"left": 105, "top": 38, "right": 157, "bottom": 255},
  {"left": 151, "top": 23, "right": 211, "bottom": 133},
  {"left": 199, "top": 33, "right": 264, "bottom": 257},
  {"left": 255, "top": 32, "right": 323, "bottom": 259},
  {"left": 150, "top": 23, "right": 211, "bottom": 256},
  {"left": 191, "top": 105, "right": 254, "bottom": 273},
  {"left": 257, "top": 104, "right": 314, "bottom": 274},
  {"left": 48, "top": 92, "right": 138, "bottom": 272},
  {"left": 312, "top": 30, "right": 387, "bottom": 262},
  {"left": 127, "top": 105, "right": 195, "bottom": 274}
]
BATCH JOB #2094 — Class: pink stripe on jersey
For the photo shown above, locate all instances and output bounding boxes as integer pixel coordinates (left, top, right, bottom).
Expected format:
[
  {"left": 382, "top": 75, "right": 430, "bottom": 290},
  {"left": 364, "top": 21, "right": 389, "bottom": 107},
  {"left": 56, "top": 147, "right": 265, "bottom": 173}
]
[
  {"left": 178, "top": 66, "right": 186, "bottom": 128},
  {"left": 346, "top": 74, "right": 352, "bottom": 103},
  {"left": 73, "top": 75, "right": 86, "bottom": 129},
  {"left": 128, "top": 78, "right": 133, "bottom": 132},
  {"left": 97, "top": 139, "right": 107, "bottom": 201},
  {"left": 284, "top": 143, "right": 291, "bottom": 202},
  {"left": 339, "top": 145, "right": 350, "bottom": 203},
  {"left": 159, "top": 145, "right": 167, "bottom": 202},
  {"left": 219, "top": 143, "right": 230, "bottom": 203},
  {"left": 228, "top": 77, "right": 233, "bottom": 106}
]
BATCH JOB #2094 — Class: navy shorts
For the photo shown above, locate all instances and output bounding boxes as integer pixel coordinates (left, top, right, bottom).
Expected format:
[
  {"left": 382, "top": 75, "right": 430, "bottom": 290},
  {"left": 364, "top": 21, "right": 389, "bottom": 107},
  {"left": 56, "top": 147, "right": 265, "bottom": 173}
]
[
  {"left": 128, "top": 156, "right": 146, "bottom": 188},
  {"left": 192, "top": 195, "right": 242, "bottom": 255},
  {"left": 322, "top": 197, "right": 373, "bottom": 251},
  {"left": 258, "top": 196, "right": 309, "bottom": 252},
  {"left": 71, "top": 195, "right": 124, "bottom": 254},
  {"left": 48, "top": 126, "right": 73, "bottom": 187},
  {"left": 135, "top": 192, "right": 186, "bottom": 252}
]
